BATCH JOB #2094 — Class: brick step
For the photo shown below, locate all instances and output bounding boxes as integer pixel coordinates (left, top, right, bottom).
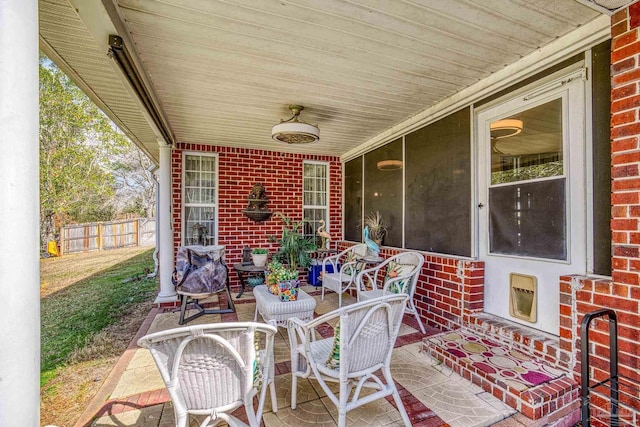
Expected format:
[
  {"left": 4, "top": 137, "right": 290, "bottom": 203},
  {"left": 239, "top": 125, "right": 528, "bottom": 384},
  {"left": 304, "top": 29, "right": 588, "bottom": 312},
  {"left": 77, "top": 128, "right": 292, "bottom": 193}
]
[
  {"left": 422, "top": 328, "right": 580, "bottom": 424},
  {"left": 466, "top": 313, "right": 571, "bottom": 371}
]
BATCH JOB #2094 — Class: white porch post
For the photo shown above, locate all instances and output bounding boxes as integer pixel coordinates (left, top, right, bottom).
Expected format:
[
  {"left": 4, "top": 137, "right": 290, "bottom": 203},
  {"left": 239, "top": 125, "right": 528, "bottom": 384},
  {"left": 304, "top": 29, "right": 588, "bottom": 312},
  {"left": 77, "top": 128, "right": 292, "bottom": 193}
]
[
  {"left": 155, "top": 143, "right": 177, "bottom": 302},
  {"left": 0, "top": 0, "right": 40, "bottom": 425}
]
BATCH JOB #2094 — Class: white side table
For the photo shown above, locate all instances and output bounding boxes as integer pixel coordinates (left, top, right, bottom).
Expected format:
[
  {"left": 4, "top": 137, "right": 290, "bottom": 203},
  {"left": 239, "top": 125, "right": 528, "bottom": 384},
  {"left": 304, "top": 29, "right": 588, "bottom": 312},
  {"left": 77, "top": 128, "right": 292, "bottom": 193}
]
[{"left": 253, "top": 285, "right": 317, "bottom": 327}]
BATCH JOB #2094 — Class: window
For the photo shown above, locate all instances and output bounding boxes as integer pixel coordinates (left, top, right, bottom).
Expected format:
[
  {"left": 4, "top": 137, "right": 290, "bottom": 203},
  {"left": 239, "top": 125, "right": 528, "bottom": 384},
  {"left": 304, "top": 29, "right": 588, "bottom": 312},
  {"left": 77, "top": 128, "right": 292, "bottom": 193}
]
[
  {"left": 344, "top": 108, "right": 471, "bottom": 256},
  {"left": 183, "top": 153, "right": 218, "bottom": 245},
  {"left": 302, "top": 161, "right": 329, "bottom": 246}
]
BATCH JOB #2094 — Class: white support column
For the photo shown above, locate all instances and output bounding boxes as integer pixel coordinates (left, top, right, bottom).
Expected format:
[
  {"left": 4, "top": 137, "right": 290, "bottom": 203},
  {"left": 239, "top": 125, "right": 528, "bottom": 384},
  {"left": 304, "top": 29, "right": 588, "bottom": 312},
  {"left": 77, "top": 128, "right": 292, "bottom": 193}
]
[
  {"left": 155, "top": 143, "right": 177, "bottom": 302},
  {"left": 0, "top": 1, "right": 40, "bottom": 426}
]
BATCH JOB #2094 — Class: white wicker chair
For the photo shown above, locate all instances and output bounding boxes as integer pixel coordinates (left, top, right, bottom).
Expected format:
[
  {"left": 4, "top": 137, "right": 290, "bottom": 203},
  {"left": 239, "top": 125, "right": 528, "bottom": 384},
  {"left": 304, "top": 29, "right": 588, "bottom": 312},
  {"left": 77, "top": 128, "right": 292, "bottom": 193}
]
[
  {"left": 137, "top": 322, "right": 278, "bottom": 427},
  {"left": 320, "top": 243, "right": 368, "bottom": 307},
  {"left": 287, "top": 294, "right": 411, "bottom": 427},
  {"left": 355, "top": 251, "right": 426, "bottom": 334}
]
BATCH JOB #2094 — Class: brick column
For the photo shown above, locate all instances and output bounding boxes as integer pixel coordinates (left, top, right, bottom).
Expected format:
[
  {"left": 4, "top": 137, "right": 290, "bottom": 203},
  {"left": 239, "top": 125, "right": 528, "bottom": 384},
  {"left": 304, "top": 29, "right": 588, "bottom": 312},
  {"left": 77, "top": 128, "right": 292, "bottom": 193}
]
[{"left": 611, "top": 6, "right": 640, "bottom": 287}]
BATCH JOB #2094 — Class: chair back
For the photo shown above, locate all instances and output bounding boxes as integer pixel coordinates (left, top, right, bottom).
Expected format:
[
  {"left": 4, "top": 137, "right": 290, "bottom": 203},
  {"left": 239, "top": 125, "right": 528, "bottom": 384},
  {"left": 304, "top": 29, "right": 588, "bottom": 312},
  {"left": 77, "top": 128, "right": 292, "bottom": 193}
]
[
  {"left": 337, "top": 294, "right": 408, "bottom": 374},
  {"left": 335, "top": 243, "right": 368, "bottom": 275},
  {"left": 383, "top": 251, "right": 424, "bottom": 297},
  {"left": 138, "top": 322, "right": 276, "bottom": 415}
]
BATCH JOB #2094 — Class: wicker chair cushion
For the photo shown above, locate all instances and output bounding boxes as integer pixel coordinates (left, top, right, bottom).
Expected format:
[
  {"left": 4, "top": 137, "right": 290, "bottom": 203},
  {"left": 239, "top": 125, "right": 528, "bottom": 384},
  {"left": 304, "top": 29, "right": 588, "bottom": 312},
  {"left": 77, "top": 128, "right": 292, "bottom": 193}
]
[
  {"left": 325, "top": 321, "right": 341, "bottom": 369},
  {"left": 341, "top": 251, "right": 363, "bottom": 276},
  {"left": 384, "top": 262, "right": 415, "bottom": 294}
]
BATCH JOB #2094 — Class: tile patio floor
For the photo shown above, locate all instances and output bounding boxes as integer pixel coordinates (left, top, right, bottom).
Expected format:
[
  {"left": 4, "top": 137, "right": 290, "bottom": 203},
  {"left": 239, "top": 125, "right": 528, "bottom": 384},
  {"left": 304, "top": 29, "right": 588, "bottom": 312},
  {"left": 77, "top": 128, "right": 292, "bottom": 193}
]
[{"left": 82, "top": 285, "right": 537, "bottom": 427}]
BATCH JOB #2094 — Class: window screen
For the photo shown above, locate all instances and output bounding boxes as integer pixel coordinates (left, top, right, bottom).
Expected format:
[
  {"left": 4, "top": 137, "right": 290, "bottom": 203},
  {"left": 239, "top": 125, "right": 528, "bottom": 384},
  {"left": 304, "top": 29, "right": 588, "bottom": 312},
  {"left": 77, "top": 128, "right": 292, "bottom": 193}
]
[
  {"left": 344, "top": 157, "right": 363, "bottom": 242},
  {"left": 363, "top": 138, "right": 403, "bottom": 247},
  {"left": 405, "top": 108, "right": 471, "bottom": 256}
]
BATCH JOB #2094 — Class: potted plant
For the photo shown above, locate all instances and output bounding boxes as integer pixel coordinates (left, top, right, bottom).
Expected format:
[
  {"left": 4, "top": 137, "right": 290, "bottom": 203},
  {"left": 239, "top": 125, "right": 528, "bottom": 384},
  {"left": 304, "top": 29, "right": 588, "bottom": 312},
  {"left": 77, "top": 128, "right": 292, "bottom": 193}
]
[
  {"left": 265, "top": 260, "right": 300, "bottom": 300},
  {"left": 270, "top": 213, "right": 316, "bottom": 274},
  {"left": 251, "top": 247, "right": 269, "bottom": 267},
  {"left": 364, "top": 211, "right": 386, "bottom": 246}
]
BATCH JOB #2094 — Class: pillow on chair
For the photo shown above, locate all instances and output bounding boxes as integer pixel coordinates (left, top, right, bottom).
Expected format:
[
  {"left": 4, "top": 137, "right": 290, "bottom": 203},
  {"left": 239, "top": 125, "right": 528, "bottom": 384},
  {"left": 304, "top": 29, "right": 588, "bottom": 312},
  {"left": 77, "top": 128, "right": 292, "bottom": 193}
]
[
  {"left": 341, "top": 251, "right": 363, "bottom": 277},
  {"left": 384, "top": 261, "right": 415, "bottom": 294},
  {"left": 325, "top": 321, "right": 341, "bottom": 370}
]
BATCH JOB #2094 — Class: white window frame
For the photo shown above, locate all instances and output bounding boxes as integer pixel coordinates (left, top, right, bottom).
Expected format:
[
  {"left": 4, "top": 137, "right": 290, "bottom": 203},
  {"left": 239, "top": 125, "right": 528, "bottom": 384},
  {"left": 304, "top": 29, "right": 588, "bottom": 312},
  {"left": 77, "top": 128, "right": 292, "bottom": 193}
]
[
  {"left": 302, "top": 160, "right": 330, "bottom": 242},
  {"left": 182, "top": 152, "right": 219, "bottom": 246}
]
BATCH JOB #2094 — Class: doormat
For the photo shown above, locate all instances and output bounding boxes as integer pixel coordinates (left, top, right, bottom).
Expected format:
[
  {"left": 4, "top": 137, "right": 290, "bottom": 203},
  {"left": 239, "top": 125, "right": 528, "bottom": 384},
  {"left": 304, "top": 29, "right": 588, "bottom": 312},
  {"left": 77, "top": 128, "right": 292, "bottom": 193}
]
[{"left": 428, "top": 330, "right": 565, "bottom": 392}]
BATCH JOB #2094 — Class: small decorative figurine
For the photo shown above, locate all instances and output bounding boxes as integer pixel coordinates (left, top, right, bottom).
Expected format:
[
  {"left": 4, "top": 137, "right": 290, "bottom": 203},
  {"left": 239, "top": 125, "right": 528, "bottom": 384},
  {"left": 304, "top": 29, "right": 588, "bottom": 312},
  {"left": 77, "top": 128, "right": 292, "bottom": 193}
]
[
  {"left": 363, "top": 226, "right": 381, "bottom": 259},
  {"left": 316, "top": 219, "right": 332, "bottom": 250}
]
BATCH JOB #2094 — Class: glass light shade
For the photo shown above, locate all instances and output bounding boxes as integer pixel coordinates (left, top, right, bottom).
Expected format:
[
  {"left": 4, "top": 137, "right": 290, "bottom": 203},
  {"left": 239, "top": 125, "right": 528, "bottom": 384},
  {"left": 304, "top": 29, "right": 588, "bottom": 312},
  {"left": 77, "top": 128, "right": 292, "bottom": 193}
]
[
  {"left": 376, "top": 159, "right": 403, "bottom": 171},
  {"left": 272, "top": 121, "right": 320, "bottom": 144},
  {"left": 490, "top": 119, "right": 523, "bottom": 139}
]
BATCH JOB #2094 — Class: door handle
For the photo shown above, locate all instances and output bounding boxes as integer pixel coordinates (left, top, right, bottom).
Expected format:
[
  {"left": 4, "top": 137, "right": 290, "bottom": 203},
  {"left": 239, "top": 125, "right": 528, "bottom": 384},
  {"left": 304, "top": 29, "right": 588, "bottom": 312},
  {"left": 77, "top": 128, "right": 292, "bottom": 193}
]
[{"left": 478, "top": 203, "right": 484, "bottom": 208}]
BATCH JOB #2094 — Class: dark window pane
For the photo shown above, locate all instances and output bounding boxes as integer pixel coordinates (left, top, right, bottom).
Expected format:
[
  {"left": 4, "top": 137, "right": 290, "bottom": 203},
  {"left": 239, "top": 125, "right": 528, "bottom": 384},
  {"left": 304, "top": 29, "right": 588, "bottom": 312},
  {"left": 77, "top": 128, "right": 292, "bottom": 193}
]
[
  {"left": 405, "top": 108, "right": 471, "bottom": 256},
  {"left": 489, "top": 179, "right": 566, "bottom": 260},
  {"left": 344, "top": 157, "right": 362, "bottom": 242},
  {"left": 364, "top": 138, "right": 403, "bottom": 247}
]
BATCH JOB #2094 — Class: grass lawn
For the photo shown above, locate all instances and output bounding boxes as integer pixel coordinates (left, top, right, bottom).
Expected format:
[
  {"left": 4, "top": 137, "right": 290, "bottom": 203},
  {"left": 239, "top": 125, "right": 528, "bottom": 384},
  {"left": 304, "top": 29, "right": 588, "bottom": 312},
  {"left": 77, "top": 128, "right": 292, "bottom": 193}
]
[{"left": 40, "top": 246, "right": 158, "bottom": 427}]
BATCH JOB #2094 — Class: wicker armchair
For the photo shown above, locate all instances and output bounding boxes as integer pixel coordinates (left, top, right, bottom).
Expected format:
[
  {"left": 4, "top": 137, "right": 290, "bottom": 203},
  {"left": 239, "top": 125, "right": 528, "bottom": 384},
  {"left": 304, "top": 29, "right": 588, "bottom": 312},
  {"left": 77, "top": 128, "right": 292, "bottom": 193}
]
[
  {"left": 137, "top": 322, "right": 277, "bottom": 427},
  {"left": 320, "top": 243, "right": 368, "bottom": 307},
  {"left": 355, "top": 251, "right": 426, "bottom": 334},
  {"left": 287, "top": 294, "right": 411, "bottom": 427}
]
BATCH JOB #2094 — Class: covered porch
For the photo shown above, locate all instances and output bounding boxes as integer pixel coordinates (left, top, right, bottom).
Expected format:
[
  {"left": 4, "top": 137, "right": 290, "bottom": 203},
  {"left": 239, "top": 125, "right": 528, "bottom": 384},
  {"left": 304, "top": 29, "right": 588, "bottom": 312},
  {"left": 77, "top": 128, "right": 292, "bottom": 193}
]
[{"left": 1, "top": 0, "right": 639, "bottom": 426}]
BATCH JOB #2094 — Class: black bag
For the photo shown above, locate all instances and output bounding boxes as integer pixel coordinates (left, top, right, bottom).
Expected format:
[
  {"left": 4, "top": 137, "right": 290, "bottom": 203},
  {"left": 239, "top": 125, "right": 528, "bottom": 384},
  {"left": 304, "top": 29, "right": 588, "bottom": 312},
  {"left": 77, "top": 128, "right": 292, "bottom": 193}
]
[{"left": 172, "top": 247, "right": 228, "bottom": 294}]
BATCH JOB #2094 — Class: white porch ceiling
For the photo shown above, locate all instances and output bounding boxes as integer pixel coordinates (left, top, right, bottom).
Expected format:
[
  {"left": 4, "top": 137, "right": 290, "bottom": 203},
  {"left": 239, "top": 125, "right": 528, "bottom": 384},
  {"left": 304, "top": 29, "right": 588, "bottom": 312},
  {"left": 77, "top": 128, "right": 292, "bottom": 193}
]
[{"left": 39, "top": 0, "right": 609, "bottom": 162}]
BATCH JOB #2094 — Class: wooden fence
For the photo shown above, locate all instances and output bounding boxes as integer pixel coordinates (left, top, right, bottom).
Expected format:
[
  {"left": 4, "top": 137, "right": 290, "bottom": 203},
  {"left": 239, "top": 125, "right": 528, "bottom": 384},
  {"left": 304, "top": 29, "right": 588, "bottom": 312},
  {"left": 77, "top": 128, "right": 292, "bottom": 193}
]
[{"left": 60, "top": 218, "right": 156, "bottom": 255}]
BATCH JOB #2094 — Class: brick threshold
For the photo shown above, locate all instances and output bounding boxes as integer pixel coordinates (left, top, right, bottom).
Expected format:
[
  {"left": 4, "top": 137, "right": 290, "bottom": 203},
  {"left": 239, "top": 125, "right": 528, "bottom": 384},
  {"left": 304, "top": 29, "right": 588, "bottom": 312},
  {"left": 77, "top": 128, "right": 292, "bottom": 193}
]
[{"left": 423, "top": 326, "right": 580, "bottom": 425}]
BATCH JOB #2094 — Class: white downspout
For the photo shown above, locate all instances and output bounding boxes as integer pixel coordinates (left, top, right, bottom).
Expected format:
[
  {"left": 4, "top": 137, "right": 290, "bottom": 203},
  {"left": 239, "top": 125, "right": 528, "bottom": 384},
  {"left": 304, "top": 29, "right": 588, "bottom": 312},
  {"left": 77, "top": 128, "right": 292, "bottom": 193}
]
[
  {"left": 155, "top": 143, "right": 177, "bottom": 302},
  {"left": 0, "top": 1, "right": 40, "bottom": 425}
]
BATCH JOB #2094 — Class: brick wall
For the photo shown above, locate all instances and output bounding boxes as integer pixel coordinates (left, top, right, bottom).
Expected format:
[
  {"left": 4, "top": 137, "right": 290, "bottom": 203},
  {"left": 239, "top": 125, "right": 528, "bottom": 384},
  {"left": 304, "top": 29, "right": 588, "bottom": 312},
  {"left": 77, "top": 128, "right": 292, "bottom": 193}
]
[
  {"left": 556, "top": 6, "right": 640, "bottom": 425},
  {"left": 172, "top": 143, "right": 342, "bottom": 290}
]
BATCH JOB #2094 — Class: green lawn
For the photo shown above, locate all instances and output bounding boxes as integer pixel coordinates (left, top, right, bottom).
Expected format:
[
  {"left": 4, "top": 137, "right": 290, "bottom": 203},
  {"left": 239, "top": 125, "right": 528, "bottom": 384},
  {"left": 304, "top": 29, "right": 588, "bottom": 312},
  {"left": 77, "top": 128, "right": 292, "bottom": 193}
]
[{"left": 40, "top": 248, "right": 158, "bottom": 384}]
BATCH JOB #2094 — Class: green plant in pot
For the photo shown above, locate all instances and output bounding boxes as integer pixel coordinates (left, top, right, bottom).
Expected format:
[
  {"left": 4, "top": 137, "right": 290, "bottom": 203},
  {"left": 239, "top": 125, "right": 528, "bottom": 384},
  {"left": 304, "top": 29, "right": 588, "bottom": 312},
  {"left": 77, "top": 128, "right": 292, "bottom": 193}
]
[
  {"left": 363, "top": 211, "right": 386, "bottom": 246},
  {"left": 251, "top": 247, "right": 268, "bottom": 267},
  {"left": 265, "top": 260, "right": 300, "bottom": 296},
  {"left": 269, "top": 213, "right": 316, "bottom": 276}
]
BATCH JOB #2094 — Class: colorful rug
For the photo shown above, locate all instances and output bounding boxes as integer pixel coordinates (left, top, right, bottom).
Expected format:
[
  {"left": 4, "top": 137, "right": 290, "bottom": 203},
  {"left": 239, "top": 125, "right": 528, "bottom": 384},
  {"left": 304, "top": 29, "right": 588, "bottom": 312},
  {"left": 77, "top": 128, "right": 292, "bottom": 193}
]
[{"left": 428, "top": 329, "right": 565, "bottom": 392}]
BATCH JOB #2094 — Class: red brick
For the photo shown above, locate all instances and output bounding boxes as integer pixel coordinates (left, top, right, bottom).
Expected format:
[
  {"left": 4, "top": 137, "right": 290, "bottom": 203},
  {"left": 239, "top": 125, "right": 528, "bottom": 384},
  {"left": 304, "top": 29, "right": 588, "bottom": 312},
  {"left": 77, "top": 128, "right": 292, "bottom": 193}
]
[
  {"left": 612, "top": 163, "right": 639, "bottom": 178},
  {"left": 613, "top": 8, "right": 628, "bottom": 25},
  {"left": 612, "top": 121, "right": 640, "bottom": 138},
  {"left": 612, "top": 257, "right": 629, "bottom": 269},
  {"left": 612, "top": 41, "right": 640, "bottom": 63},
  {"left": 613, "top": 56, "right": 636, "bottom": 74},
  {"left": 613, "top": 245, "right": 639, "bottom": 257},
  {"left": 613, "top": 178, "right": 640, "bottom": 191},
  {"left": 612, "top": 191, "right": 640, "bottom": 205},
  {"left": 611, "top": 218, "right": 638, "bottom": 230},
  {"left": 612, "top": 270, "right": 640, "bottom": 286},
  {"left": 612, "top": 110, "right": 636, "bottom": 127},
  {"left": 631, "top": 2, "right": 640, "bottom": 29},
  {"left": 612, "top": 205, "right": 628, "bottom": 218},
  {"left": 613, "top": 67, "right": 640, "bottom": 86},
  {"left": 613, "top": 30, "right": 639, "bottom": 51}
]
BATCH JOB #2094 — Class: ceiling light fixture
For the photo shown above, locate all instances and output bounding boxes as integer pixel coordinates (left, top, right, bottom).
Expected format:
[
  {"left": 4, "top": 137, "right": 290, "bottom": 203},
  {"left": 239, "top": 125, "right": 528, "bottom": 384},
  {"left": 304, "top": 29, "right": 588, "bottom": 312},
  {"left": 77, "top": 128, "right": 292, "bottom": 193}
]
[
  {"left": 376, "top": 159, "right": 403, "bottom": 171},
  {"left": 272, "top": 104, "right": 320, "bottom": 144},
  {"left": 490, "top": 119, "right": 523, "bottom": 140}
]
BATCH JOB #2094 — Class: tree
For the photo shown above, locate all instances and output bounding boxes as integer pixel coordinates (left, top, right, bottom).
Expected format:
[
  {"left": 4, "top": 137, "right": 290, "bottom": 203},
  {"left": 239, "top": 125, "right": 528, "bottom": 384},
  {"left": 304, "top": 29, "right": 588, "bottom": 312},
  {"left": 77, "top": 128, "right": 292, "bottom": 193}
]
[{"left": 39, "top": 56, "right": 155, "bottom": 249}]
